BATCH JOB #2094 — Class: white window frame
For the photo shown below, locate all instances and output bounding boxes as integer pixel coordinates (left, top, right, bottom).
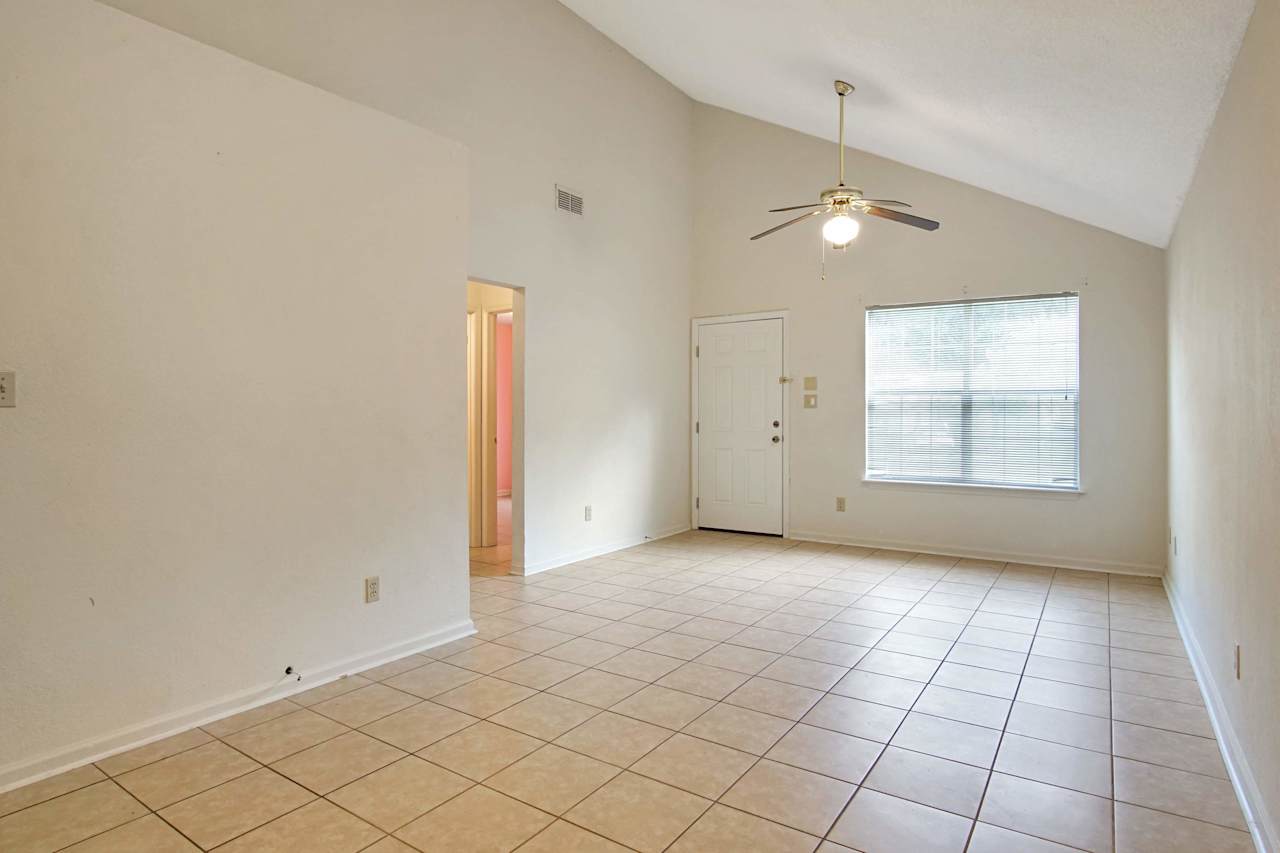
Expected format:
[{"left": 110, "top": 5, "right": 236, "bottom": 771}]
[{"left": 862, "top": 292, "right": 1082, "bottom": 494}]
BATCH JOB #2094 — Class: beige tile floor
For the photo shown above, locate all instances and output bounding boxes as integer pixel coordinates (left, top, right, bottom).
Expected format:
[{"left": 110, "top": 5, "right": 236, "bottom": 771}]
[{"left": 0, "top": 531, "right": 1257, "bottom": 852}]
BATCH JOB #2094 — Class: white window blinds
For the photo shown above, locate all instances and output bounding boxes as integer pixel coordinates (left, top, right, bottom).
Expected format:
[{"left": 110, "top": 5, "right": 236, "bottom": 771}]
[{"left": 865, "top": 293, "right": 1080, "bottom": 490}]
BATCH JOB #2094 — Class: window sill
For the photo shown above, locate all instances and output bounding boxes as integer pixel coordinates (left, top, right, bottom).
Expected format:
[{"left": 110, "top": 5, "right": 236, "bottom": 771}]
[{"left": 861, "top": 478, "right": 1085, "bottom": 498}]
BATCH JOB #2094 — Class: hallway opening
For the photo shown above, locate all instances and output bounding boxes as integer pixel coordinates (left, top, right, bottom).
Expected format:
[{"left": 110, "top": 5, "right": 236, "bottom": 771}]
[{"left": 467, "top": 280, "right": 523, "bottom": 575}]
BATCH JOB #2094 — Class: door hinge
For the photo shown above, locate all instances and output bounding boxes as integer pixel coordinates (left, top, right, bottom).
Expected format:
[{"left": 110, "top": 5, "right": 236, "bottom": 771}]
[
  {"left": 696, "top": 497, "right": 700, "bottom": 509},
  {"left": 695, "top": 421, "right": 700, "bottom": 434},
  {"left": 695, "top": 345, "right": 700, "bottom": 357}
]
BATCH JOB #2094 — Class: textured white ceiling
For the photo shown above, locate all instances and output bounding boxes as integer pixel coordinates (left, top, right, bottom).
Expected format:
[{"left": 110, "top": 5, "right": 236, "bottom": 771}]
[{"left": 558, "top": 0, "right": 1254, "bottom": 246}]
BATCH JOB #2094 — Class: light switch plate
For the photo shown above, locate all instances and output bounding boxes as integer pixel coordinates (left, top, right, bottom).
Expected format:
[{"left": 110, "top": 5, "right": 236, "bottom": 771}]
[
  {"left": 0, "top": 371, "right": 13, "bottom": 407},
  {"left": 803, "top": 394, "right": 818, "bottom": 409},
  {"left": 803, "top": 376, "right": 818, "bottom": 391}
]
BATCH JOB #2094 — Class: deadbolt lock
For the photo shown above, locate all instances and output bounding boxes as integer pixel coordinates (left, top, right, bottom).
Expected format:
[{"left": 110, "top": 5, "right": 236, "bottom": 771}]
[{"left": 772, "top": 435, "right": 782, "bottom": 444}]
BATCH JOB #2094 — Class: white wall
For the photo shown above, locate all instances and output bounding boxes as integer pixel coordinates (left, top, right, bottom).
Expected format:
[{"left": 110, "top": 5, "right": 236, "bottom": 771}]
[
  {"left": 1165, "top": 0, "right": 1279, "bottom": 845},
  {"left": 0, "top": 0, "right": 469, "bottom": 787},
  {"left": 692, "top": 104, "right": 1168, "bottom": 574},
  {"left": 104, "top": 0, "right": 697, "bottom": 572}
]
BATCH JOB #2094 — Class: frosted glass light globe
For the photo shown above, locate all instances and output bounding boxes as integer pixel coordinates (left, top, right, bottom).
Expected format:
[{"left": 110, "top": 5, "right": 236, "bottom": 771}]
[{"left": 822, "top": 213, "right": 860, "bottom": 246}]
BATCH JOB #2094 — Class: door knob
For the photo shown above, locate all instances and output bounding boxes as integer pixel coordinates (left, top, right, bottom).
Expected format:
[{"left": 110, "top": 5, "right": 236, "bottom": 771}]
[{"left": 772, "top": 435, "right": 781, "bottom": 444}]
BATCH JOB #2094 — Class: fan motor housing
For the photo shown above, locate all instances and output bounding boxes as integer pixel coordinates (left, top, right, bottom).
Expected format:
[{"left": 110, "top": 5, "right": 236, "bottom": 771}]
[{"left": 820, "top": 186, "right": 864, "bottom": 207}]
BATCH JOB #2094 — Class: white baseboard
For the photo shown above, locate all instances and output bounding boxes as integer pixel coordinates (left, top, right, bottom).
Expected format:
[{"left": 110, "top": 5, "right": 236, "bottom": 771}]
[
  {"left": 787, "top": 529, "right": 1164, "bottom": 577},
  {"left": 0, "top": 617, "right": 476, "bottom": 794},
  {"left": 1165, "top": 578, "right": 1275, "bottom": 853},
  {"left": 518, "top": 524, "right": 691, "bottom": 576}
]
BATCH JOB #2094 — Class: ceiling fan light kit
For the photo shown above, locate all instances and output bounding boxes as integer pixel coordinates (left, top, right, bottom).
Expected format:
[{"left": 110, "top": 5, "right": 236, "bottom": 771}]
[
  {"left": 822, "top": 213, "right": 859, "bottom": 247},
  {"left": 751, "top": 80, "right": 941, "bottom": 247}
]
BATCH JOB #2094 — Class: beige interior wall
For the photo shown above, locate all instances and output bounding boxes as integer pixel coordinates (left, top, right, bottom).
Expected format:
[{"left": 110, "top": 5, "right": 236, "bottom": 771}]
[
  {"left": 10, "top": 0, "right": 1270, "bottom": 821},
  {"left": 691, "top": 104, "right": 1169, "bottom": 574},
  {"left": 104, "top": 0, "right": 697, "bottom": 573},
  {"left": 0, "top": 0, "right": 469, "bottom": 787},
  {"left": 1165, "top": 0, "right": 1280, "bottom": 845}
]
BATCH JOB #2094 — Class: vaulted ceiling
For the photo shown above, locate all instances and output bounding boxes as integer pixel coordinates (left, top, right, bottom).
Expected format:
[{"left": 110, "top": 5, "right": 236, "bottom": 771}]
[{"left": 559, "top": 0, "right": 1256, "bottom": 246}]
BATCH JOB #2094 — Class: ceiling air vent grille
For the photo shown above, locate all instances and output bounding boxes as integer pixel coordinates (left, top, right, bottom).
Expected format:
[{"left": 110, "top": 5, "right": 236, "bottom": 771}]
[{"left": 556, "top": 185, "right": 584, "bottom": 216}]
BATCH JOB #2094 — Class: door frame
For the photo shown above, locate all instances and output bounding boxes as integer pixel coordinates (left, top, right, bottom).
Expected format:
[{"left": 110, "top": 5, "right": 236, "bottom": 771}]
[
  {"left": 690, "top": 310, "right": 791, "bottom": 538},
  {"left": 481, "top": 308, "right": 499, "bottom": 546},
  {"left": 468, "top": 278, "right": 526, "bottom": 571},
  {"left": 467, "top": 310, "right": 482, "bottom": 547}
]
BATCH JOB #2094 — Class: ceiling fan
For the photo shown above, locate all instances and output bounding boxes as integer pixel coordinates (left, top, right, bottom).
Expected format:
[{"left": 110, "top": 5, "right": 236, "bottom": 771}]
[{"left": 751, "top": 80, "right": 940, "bottom": 245}]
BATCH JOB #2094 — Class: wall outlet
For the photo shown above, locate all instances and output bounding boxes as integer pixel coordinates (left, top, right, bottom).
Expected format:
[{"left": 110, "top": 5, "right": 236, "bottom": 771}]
[
  {"left": 1234, "top": 644, "right": 1241, "bottom": 679},
  {"left": 584, "top": 505, "right": 592, "bottom": 522},
  {"left": 364, "top": 576, "right": 380, "bottom": 603},
  {"left": 0, "top": 371, "right": 14, "bottom": 407},
  {"left": 835, "top": 496, "right": 846, "bottom": 512}
]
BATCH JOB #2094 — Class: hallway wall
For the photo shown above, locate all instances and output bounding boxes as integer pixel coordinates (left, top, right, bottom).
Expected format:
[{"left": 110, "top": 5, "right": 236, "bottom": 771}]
[
  {"left": 105, "top": 0, "right": 696, "bottom": 572},
  {"left": 0, "top": 0, "right": 469, "bottom": 787},
  {"left": 1165, "top": 0, "right": 1280, "bottom": 845}
]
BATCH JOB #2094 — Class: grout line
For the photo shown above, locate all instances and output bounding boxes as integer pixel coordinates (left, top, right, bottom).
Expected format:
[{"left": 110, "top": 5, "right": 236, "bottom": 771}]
[
  {"left": 46, "top": 781, "right": 174, "bottom": 853},
  {"left": 961, "top": 561, "right": 1051, "bottom": 852},
  {"left": 14, "top": 536, "right": 1222, "bottom": 853},
  {"left": 1109, "top": 576, "right": 1118, "bottom": 853},
  {"left": 468, "top": 540, "right": 1198, "bottom": 845}
]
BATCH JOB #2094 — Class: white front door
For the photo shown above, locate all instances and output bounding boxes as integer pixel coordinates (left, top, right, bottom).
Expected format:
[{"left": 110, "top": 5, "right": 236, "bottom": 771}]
[{"left": 696, "top": 317, "right": 785, "bottom": 535}]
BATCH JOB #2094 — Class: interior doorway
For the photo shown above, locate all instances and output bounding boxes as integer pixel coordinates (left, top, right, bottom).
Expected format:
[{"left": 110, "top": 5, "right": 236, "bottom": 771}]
[{"left": 467, "top": 280, "right": 524, "bottom": 575}]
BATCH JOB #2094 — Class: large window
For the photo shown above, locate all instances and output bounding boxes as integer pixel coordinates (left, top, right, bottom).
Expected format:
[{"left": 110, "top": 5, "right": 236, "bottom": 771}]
[{"left": 865, "top": 293, "right": 1080, "bottom": 490}]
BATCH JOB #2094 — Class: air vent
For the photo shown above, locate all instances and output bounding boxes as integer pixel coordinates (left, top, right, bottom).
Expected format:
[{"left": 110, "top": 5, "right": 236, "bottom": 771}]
[{"left": 556, "top": 185, "right": 584, "bottom": 216}]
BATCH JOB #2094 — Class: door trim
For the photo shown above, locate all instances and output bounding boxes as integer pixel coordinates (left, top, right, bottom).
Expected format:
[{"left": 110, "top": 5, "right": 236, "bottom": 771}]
[
  {"left": 690, "top": 310, "right": 790, "bottom": 538},
  {"left": 468, "top": 278, "right": 526, "bottom": 572},
  {"left": 467, "top": 311, "right": 482, "bottom": 547}
]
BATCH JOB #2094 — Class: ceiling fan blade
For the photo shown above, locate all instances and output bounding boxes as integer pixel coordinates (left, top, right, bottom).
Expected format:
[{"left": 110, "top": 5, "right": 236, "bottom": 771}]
[
  {"left": 864, "top": 205, "right": 940, "bottom": 231},
  {"left": 857, "top": 199, "right": 911, "bottom": 207},
  {"left": 768, "top": 203, "right": 827, "bottom": 213},
  {"left": 750, "top": 209, "right": 824, "bottom": 241}
]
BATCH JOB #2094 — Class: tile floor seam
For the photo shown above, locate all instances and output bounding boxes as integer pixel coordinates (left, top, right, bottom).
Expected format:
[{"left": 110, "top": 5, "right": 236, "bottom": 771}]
[
  {"left": 822, "top": 553, "right": 976, "bottom": 847},
  {"left": 556, "top": 773, "right": 714, "bottom": 852},
  {"left": 9, "top": 537, "right": 1252, "bottom": 853},
  {"left": 92, "top": 735, "right": 214, "bottom": 782},
  {"left": 1108, "top": 797, "right": 1253, "bottom": 836},
  {"left": 205, "top": 716, "right": 474, "bottom": 846},
  {"left": 44, "top": 781, "right": 160, "bottom": 853},
  {"left": 1108, "top": 581, "right": 1118, "bottom": 853},
  {"left": 959, "top": 562, "right": 1050, "bottom": 852},
  {"left": 175, "top": 794, "right": 321, "bottom": 852}
]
